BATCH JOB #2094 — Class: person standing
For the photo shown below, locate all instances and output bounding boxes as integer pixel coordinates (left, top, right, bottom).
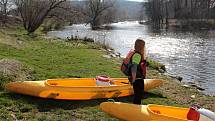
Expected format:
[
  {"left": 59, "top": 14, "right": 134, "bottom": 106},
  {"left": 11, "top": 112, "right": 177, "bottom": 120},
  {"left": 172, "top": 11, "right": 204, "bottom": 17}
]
[{"left": 121, "top": 38, "right": 147, "bottom": 104}]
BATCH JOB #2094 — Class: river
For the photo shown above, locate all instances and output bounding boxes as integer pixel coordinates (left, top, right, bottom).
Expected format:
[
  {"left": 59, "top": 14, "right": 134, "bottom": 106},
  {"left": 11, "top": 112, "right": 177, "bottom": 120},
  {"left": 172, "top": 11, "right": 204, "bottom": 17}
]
[{"left": 48, "top": 21, "right": 215, "bottom": 96}]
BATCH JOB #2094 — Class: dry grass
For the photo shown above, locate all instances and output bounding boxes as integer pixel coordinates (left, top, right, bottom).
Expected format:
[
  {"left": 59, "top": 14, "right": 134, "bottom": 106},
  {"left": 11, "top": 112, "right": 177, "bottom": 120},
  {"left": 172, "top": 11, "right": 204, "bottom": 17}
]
[
  {"left": 0, "top": 30, "right": 25, "bottom": 49},
  {"left": 0, "top": 59, "right": 34, "bottom": 86}
]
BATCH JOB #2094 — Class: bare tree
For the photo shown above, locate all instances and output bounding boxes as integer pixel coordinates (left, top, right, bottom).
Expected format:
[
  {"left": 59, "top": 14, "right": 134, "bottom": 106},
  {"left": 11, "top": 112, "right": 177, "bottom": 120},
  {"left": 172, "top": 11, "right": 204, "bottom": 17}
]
[
  {"left": 0, "top": 0, "right": 11, "bottom": 25},
  {"left": 42, "top": 1, "right": 80, "bottom": 31},
  {"left": 14, "top": 0, "right": 66, "bottom": 34},
  {"left": 102, "top": 7, "right": 116, "bottom": 24},
  {"left": 81, "top": 0, "right": 115, "bottom": 30},
  {"left": 144, "top": 0, "right": 215, "bottom": 28},
  {"left": 49, "top": 1, "right": 82, "bottom": 25}
]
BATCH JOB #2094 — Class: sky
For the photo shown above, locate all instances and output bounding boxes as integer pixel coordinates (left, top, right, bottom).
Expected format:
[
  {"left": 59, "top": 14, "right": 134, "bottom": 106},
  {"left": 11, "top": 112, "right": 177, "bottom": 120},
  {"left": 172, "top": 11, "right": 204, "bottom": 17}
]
[{"left": 120, "top": 0, "right": 146, "bottom": 1}]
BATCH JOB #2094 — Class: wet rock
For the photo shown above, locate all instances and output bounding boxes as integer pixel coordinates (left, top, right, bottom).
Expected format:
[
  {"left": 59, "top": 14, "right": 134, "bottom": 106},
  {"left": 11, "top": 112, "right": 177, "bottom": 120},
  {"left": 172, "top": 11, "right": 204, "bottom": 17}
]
[
  {"left": 182, "top": 84, "right": 190, "bottom": 88},
  {"left": 188, "top": 82, "right": 205, "bottom": 91},
  {"left": 110, "top": 54, "right": 116, "bottom": 58},
  {"left": 176, "top": 76, "right": 183, "bottom": 82},
  {"left": 188, "top": 82, "right": 195, "bottom": 85},
  {"left": 158, "top": 69, "right": 165, "bottom": 73},
  {"left": 196, "top": 86, "right": 205, "bottom": 91},
  {"left": 107, "top": 49, "right": 113, "bottom": 52},
  {"left": 166, "top": 72, "right": 183, "bottom": 82},
  {"left": 114, "top": 52, "right": 121, "bottom": 57}
]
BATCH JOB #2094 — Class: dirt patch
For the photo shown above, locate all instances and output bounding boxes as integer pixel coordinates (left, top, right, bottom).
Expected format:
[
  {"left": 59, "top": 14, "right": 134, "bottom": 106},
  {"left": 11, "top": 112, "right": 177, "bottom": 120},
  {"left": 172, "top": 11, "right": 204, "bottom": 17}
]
[
  {"left": 161, "top": 80, "right": 215, "bottom": 110},
  {"left": 0, "top": 59, "right": 34, "bottom": 87}
]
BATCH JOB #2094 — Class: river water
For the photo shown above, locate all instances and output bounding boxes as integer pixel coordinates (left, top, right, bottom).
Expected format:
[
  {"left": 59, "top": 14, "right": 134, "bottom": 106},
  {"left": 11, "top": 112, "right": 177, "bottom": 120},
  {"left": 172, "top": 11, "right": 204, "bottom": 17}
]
[{"left": 48, "top": 21, "right": 215, "bottom": 96}]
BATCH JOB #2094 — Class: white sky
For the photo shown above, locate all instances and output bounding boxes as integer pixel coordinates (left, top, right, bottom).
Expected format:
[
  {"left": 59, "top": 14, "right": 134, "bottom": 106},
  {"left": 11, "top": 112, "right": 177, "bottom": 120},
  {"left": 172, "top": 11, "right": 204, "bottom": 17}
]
[{"left": 127, "top": 0, "right": 144, "bottom": 2}]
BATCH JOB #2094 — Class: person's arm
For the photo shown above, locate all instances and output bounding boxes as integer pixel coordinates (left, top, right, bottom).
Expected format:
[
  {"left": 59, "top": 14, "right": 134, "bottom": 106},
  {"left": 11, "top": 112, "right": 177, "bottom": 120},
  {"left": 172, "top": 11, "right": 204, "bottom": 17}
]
[{"left": 140, "top": 61, "right": 147, "bottom": 78}]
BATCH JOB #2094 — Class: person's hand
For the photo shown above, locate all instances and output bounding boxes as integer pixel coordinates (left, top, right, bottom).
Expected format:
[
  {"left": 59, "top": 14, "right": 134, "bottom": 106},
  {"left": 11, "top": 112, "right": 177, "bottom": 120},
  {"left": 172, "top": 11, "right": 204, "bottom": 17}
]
[
  {"left": 128, "top": 76, "right": 132, "bottom": 85},
  {"left": 129, "top": 79, "right": 135, "bottom": 85},
  {"left": 131, "top": 80, "right": 135, "bottom": 85}
]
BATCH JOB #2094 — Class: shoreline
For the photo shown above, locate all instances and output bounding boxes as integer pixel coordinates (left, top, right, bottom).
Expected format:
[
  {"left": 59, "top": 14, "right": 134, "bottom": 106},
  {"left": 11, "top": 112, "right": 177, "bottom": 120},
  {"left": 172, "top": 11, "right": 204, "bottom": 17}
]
[
  {"left": 47, "top": 22, "right": 215, "bottom": 96},
  {"left": 101, "top": 43, "right": 214, "bottom": 96},
  {"left": 100, "top": 39, "right": 215, "bottom": 110},
  {"left": 56, "top": 32, "right": 215, "bottom": 105}
]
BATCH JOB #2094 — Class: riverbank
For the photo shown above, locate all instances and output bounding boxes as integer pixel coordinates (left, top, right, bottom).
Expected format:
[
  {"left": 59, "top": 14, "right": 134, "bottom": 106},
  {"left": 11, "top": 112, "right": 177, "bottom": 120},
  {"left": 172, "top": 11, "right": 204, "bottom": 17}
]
[
  {"left": 0, "top": 26, "right": 214, "bottom": 120},
  {"left": 140, "top": 19, "right": 215, "bottom": 30}
]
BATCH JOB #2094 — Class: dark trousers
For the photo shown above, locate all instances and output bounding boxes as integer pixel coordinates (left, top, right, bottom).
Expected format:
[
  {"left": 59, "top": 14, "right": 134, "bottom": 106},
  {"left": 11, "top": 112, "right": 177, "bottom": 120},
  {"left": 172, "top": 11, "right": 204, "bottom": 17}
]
[{"left": 132, "top": 79, "right": 144, "bottom": 104}]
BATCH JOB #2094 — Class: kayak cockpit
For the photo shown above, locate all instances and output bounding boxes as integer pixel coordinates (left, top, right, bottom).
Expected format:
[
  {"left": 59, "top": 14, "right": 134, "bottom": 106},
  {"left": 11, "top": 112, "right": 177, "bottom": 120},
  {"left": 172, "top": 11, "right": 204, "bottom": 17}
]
[
  {"left": 148, "top": 104, "right": 189, "bottom": 120},
  {"left": 45, "top": 78, "right": 129, "bottom": 87}
]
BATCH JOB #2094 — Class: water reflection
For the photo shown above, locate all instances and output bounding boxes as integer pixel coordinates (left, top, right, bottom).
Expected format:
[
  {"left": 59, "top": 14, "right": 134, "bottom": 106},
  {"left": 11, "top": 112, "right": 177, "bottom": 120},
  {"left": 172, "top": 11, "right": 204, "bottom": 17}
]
[{"left": 48, "top": 21, "right": 215, "bottom": 96}]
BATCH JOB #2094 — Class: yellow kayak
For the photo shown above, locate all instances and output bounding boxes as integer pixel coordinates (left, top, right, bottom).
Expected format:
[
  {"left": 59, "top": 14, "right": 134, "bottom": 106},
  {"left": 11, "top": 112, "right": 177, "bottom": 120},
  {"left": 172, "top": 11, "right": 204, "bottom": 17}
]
[
  {"left": 100, "top": 102, "right": 215, "bottom": 121},
  {"left": 5, "top": 78, "right": 163, "bottom": 100}
]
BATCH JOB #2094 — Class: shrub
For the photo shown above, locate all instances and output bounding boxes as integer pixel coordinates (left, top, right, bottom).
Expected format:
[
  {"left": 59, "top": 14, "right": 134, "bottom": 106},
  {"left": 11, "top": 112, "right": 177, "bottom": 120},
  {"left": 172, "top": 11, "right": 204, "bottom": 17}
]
[
  {"left": 0, "top": 59, "right": 35, "bottom": 88},
  {"left": 42, "top": 24, "right": 53, "bottom": 32}
]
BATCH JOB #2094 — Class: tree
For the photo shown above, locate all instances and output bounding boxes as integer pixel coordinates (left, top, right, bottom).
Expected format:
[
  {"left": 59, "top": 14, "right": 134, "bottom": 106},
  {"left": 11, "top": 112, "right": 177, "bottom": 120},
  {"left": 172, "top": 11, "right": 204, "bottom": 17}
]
[
  {"left": 0, "top": 0, "right": 11, "bottom": 25},
  {"left": 81, "top": 0, "right": 115, "bottom": 30},
  {"left": 144, "top": 0, "right": 215, "bottom": 28},
  {"left": 102, "top": 7, "right": 116, "bottom": 24},
  {"left": 14, "top": 0, "right": 66, "bottom": 34},
  {"left": 42, "top": 1, "right": 79, "bottom": 31}
]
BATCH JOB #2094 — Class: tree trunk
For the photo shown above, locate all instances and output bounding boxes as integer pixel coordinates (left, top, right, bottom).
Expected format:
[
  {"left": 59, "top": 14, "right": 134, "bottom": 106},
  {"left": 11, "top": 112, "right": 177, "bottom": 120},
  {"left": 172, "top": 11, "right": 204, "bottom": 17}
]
[{"left": 15, "top": 0, "right": 66, "bottom": 34}]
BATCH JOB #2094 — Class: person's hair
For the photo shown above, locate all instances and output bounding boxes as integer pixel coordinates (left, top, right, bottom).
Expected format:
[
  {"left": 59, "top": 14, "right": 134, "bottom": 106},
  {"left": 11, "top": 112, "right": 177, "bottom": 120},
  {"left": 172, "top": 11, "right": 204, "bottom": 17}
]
[{"left": 134, "top": 38, "right": 145, "bottom": 53}]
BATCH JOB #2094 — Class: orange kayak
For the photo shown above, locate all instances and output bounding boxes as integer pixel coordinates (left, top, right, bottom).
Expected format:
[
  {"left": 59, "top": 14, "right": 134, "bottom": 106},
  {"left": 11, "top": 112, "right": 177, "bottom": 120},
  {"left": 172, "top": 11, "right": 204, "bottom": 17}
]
[
  {"left": 100, "top": 102, "right": 215, "bottom": 121},
  {"left": 5, "top": 78, "right": 163, "bottom": 100}
]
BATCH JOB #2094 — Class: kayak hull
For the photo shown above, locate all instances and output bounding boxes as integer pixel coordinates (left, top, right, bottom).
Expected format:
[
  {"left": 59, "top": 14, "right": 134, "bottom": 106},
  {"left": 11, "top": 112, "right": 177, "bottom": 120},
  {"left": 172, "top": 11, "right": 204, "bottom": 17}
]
[
  {"left": 100, "top": 102, "right": 191, "bottom": 121},
  {"left": 5, "top": 78, "right": 163, "bottom": 100}
]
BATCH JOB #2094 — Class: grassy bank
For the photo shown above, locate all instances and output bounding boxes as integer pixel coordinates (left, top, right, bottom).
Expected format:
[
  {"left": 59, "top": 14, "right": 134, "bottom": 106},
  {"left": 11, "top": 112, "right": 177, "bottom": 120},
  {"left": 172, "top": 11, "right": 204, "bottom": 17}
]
[{"left": 0, "top": 26, "right": 214, "bottom": 121}]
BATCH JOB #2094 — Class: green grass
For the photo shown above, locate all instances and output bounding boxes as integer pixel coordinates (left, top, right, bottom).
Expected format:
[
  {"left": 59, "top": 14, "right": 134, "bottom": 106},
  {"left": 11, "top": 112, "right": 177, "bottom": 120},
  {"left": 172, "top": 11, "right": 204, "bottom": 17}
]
[
  {"left": 0, "top": 27, "right": 125, "bottom": 120},
  {"left": 0, "top": 39, "right": 122, "bottom": 80},
  {"left": 0, "top": 26, "right": 214, "bottom": 121}
]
